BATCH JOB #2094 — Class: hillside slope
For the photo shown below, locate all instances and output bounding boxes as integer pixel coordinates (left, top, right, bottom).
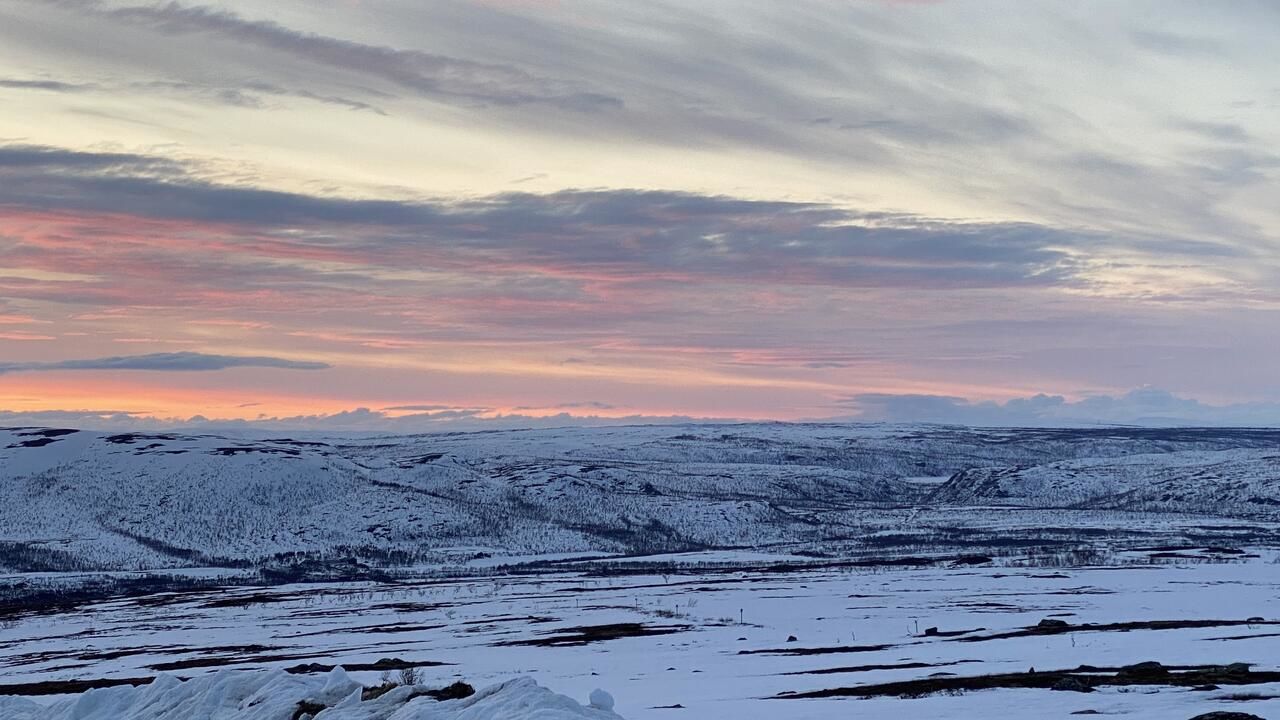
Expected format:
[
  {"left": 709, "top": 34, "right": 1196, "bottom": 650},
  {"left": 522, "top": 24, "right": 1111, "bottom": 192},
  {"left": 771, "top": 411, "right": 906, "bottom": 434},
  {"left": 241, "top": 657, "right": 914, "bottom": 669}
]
[
  {"left": 931, "top": 448, "right": 1280, "bottom": 517},
  {"left": 2, "top": 424, "right": 1278, "bottom": 573}
]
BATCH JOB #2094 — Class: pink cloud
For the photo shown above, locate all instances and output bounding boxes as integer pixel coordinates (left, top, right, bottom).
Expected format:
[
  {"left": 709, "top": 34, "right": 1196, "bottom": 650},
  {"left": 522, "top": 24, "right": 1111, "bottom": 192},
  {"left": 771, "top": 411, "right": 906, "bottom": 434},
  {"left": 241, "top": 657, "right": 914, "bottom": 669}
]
[{"left": 0, "top": 314, "right": 43, "bottom": 325}]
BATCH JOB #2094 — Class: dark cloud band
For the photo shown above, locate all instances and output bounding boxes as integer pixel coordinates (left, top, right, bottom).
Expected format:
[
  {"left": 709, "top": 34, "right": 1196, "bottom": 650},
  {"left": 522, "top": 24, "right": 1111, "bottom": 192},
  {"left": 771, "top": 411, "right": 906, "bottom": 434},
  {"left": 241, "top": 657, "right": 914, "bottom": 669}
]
[
  {"left": 0, "top": 352, "right": 330, "bottom": 374},
  {"left": 58, "top": 0, "right": 621, "bottom": 112},
  {"left": 0, "top": 143, "right": 1151, "bottom": 291},
  {"left": 842, "top": 388, "right": 1280, "bottom": 427}
]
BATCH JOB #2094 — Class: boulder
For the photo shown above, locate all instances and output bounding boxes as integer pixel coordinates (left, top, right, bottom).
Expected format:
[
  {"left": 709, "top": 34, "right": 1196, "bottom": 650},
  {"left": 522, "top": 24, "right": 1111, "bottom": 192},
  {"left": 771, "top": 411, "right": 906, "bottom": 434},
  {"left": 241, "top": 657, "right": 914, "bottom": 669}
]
[
  {"left": 588, "top": 689, "right": 615, "bottom": 711},
  {"left": 1050, "top": 677, "right": 1094, "bottom": 693},
  {"left": 1117, "top": 661, "right": 1168, "bottom": 680}
]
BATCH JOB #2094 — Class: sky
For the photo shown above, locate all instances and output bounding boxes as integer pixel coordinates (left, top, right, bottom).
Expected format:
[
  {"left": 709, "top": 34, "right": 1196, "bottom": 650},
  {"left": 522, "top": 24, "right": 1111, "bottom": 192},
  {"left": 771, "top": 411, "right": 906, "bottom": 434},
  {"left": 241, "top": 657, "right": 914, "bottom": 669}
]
[{"left": 1, "top": 0, "right": 1278, "bottom": 430}]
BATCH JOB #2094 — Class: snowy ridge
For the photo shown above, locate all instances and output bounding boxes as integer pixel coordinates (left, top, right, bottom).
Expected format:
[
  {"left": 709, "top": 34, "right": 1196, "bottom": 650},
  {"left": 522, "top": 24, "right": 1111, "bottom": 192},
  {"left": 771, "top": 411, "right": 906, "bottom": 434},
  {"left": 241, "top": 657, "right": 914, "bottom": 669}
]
[
  {"left": 2, "top": 423, "right": 1279, "bottom": 572},
  {"left": 0, "top": 668, "right": 622, "bottom": 720},
  {"left": 932, "top": 448, "right": 1280, "bottom": 515}
]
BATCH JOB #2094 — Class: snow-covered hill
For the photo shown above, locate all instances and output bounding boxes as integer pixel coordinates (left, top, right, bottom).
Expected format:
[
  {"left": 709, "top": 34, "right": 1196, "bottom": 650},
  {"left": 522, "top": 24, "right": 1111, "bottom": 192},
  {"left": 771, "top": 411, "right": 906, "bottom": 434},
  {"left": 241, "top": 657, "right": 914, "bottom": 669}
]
[
  {"left": 2, "top": 423, "right": 1278, "bottom": 573},
  {"left": 931, "top": 448, "right": 1280, "bottom": 516}
]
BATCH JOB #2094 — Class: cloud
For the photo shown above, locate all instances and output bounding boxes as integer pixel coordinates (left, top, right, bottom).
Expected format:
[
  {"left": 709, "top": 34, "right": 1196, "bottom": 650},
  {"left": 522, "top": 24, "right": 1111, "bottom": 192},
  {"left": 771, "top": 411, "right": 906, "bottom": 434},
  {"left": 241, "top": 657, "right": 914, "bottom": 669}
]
[
  {"left": 0, "top": 144, "right": 186, "bottom": 177},
  {"left": 1130, "top": 30, "right": 1224, "bottom": 58},
  {"left": 4, "top": 0, "right": 1274, "bottom": 257},
  {"left": 137, "top": 80, "right": 389, "bottom": 114},
  {"left": 1178, "top": 120, "right": 1252, "bottom": 144},
  {"left": 841, "top": 387, "right": 1280, "bottom": 427},
  {"left": 0, "top": 142, "right": 1189, "bottom": 293},
  {"left": 2, "top": 140, "right": 1263, "bottom": 395},
  {"left": 512, "top": 401, "right": 617, "bottom": 411},
  {"left": 0, "top": 314, "right": 43, "bottom": 324},
  {"left": 0, "top": 78, "right": 97, "bottom": 92},
  {"left": 0, "top": 407, "right": 738, "bottom": 433},
  {"left": 0, "top": 352, "right": 329, "bottom": 374},
  {"left": 0, "top": 1, "right": 1277, "bottom": 420},
  {"left": 0, "top": 72, "right": 387, "bottom": 113},
  {"left": 60, "top": 0, "right": 620, "bottom": 112},
  {"left": 8, "top": 388, "right": 1278, "bottom": 432},
  {"left": 0, "top": 143, "right": 425, "bottom": 224},
  {"left": 0, "top": 408, "right": 149, "bottom": 427}
]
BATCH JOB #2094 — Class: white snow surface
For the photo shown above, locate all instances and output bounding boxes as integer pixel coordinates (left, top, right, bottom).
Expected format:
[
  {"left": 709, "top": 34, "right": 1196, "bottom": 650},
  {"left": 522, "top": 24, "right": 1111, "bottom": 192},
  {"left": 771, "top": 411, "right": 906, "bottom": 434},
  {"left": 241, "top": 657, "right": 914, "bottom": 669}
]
[
  {"left": 4, "top": 559, "right": 1279, "bottom": 720},
  {"left": 0, "top": 670, "right": 623, "bottom": 720},
  {"left": 4, "top": 423, "right": 1280, "bottom": 718}
]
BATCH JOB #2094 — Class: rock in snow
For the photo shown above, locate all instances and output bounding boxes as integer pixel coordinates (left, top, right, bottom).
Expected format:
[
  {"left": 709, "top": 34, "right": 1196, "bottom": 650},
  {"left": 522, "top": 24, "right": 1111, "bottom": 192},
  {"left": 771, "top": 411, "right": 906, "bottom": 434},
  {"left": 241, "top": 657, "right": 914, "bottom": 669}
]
[
  {"left": 0, "top": 669, "right": 624, "bottom": 720},
  {"left": 588, "top": 689, "right": 615, "bottom": 711}
]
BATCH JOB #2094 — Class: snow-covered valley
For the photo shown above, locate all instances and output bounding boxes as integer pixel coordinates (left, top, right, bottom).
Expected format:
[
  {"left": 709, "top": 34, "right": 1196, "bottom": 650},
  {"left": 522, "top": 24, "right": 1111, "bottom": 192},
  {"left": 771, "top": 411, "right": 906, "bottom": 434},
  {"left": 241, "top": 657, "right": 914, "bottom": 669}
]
[{"left": 3, "top": 422, "right": 1280, "bottom": 719}]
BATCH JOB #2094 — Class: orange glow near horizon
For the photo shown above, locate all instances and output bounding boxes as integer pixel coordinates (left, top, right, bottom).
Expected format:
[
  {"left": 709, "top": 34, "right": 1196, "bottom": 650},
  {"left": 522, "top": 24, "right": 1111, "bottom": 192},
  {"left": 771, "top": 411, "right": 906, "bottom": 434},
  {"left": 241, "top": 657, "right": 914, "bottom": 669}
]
[
  {"left": 0, "top": 376, "right": 355, "bottom": 420},
  {"left": 0, "top": 367, "right": 1076, "bottom": 425}
]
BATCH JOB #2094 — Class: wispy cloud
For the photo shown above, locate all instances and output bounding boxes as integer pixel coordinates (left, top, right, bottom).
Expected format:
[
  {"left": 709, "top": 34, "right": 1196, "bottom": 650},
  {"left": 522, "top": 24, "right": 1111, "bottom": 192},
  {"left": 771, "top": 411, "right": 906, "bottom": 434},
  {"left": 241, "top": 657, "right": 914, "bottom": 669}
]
[
  {"left": 1, "top": 140, "right": 1269, "bottom": 420},
  {"left": 0, "top": 314, "right": 44, "bottom": 324},
  {"left": 0, "top": 407, "right": 737, "bottom": 432},
  {"left": 0, "top": 73, "right": 386, "bottom": 113},
  {"left": 381, "top": 404, "right": 461, "bottom": 412},
  {"left": 1130, "top": 29, "right": 1224, "bottom": 58},
  {"left": 0, "top": 352, "right": 329, "bottom": 374},
  {"left": 513, "top": 401, "right": 617, "bottom": 411},
  {"left": 1, "top": 1, "right": 1278, "bottom": 422},
  {"left": 0, "top": 331, "right": 56, "bottom": 341},
  {"left": 1, "top": 143, "right": 1194, "bottom": 294},
  {"left": 0, "top": 77, "right": 97, "bottom": 92},
  {"left": 55, "top": 0, "right": 621, "bottom": 112}
]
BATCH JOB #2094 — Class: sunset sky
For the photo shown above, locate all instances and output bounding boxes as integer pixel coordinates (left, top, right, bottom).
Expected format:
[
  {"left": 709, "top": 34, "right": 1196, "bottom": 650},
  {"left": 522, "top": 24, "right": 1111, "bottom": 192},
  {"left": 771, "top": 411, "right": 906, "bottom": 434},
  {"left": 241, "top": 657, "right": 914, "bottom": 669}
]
[{"left": 1, "top": 0, "right": 1279, "bottom": 429}]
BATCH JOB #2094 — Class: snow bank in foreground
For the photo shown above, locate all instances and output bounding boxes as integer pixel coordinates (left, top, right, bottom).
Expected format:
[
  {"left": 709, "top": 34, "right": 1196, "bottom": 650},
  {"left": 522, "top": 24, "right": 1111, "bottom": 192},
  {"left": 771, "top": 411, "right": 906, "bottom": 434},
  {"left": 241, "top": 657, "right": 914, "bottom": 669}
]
[{"left": 0, "top": 669, "right": 624, "bottom": 720}]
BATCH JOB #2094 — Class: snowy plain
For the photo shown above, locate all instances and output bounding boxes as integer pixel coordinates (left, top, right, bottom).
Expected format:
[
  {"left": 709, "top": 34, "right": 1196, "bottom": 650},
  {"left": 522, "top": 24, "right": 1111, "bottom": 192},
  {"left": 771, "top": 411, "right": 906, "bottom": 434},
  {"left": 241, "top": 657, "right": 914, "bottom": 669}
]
[{"left": 3, "top": 554, "right": 1280, "bottom": 719}]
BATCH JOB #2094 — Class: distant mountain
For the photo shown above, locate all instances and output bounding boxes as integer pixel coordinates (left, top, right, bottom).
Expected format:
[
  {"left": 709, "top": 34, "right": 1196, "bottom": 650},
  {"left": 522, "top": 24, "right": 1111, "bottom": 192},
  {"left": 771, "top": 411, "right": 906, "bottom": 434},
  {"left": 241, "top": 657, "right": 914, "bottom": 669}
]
[{"left": 2, "top": 424, "right": 1279, "bottom": 573}]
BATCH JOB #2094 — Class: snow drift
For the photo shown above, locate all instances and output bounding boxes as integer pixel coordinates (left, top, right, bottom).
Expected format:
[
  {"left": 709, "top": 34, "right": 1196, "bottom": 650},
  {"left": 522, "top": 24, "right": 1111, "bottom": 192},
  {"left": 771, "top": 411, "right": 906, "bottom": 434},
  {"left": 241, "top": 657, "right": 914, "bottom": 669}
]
[{"left": 0, "top": 668, "right": 624, "bottom": 720}]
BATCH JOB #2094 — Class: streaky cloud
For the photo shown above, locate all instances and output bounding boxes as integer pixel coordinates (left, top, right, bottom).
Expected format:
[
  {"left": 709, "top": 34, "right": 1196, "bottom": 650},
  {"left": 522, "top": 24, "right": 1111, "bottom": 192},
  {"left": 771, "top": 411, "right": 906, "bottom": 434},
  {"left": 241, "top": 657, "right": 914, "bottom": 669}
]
[
  {"left": 0, "top": 78, "right": 97, "bottom": 92},
  {"left": 1130, "top": 29, "right": 1224, "bottom": 57},
  {"left": 61, "top": 0, "right": 621, "bottom": 112},
  {"left": 2, "top": 142, "right": 1213, "bottom": 292},
  {"left": 0, "top": 407, "right": 742, "bottom": 433},
  {"left": 0, "top": 351, "right": 330, "bottom": 374}
]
